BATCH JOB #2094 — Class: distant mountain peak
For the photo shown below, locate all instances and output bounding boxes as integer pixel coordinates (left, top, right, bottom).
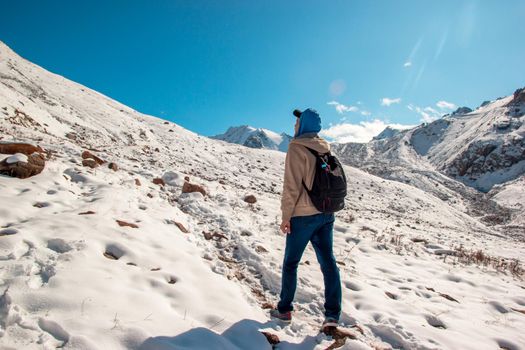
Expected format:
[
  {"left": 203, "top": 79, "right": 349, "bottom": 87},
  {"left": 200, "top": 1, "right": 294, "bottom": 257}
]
[
  {"left": 372, "top": 126, "right": 402, "bottom": 141},
  {"left": 211, "top": 125, "right": 292, "bottom": 152}
]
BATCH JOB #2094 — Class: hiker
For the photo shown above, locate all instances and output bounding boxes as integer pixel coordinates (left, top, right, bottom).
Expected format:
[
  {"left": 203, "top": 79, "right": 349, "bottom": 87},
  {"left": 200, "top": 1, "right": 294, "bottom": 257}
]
[{"left": 270, "top": 108, "right": 343, "bottom": 330}]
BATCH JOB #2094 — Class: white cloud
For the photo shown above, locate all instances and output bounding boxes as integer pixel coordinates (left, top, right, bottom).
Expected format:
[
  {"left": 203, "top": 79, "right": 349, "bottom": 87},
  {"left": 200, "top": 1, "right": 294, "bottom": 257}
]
[
  {"left": 404, "top": 61, "right": 412, "bottom": 67},
  {"left": 360, "top": 110, "right": 371, "bottom": 116},
  {"left": 327, "top": 101, "right": 358, "bottom": 114},
  {"left": 408, "top": 104, "right": 442, "bottom": 123},
  {"left": 320, "top": 119, "right": 415, "bottom": 143},
  {"left": 436, "top": 100, "right": 456, "bottom": 110},
  {"left": 381, "top": 97, "right": 401, "bottom": 106}
]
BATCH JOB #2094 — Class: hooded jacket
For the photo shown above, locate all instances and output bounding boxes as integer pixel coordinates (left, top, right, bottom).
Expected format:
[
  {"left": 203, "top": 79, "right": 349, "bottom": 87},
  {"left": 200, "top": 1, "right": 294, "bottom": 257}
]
[{"left": 280, "top": 134, "right": 330, "bottom": 222}]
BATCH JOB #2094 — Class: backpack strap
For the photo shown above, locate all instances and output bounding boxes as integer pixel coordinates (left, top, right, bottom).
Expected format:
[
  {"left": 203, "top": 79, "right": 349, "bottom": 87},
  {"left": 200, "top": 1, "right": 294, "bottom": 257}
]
[{"left": 303, "top": 146, "right": 330, "bottom": 156}]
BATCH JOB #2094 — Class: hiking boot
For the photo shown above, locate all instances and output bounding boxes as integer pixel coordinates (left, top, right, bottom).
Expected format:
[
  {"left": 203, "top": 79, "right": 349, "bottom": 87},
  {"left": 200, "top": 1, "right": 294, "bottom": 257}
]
[
  {"left": 321, "top": 317, "right": 339, "bottom": 332},
  {"left": 269, "top": 308, "right": 292, "bottom": 323}
]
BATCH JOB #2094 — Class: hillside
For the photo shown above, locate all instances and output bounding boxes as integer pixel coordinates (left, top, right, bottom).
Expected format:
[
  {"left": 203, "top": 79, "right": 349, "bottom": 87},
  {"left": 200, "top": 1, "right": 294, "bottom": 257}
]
[{"left": 1, "top": 41, "right": 525, "bottom": 350}]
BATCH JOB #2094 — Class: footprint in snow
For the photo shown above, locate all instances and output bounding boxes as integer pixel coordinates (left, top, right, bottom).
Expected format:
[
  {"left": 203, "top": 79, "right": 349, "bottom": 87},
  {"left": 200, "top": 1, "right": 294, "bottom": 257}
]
[
  {"left": 33, "top": 202, "right": 51, "bottom": 208},
  {"left": 0, "top": 228, "right": 18, "bottom": 236},
  {"left": 344, "top": 281, "right": 362, "bottom": 291},
  {"left": 103, "top": 243, "right": 127, "bottom": 260},
  {"left": 47, "top": 238, "right": 73, "bottom": 254},
  {"left": 425, "top": 315, "right": 447, "bottom": 329},
  {"left": 38, "top": 318, "right": 70, "bottom": 347},
  {"left": 495, "top": 338, "right": 521, "bottom": 350},
  {"left": 488, "top": 301, "right": 510, "bottom": 314}
]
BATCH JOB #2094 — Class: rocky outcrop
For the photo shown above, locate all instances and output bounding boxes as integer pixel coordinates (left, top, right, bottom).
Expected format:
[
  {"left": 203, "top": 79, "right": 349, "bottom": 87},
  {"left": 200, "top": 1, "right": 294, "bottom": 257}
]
[
  {"left": 446, "top": 137, "right": 525, "bottom": 191},
  {"left": 507, "top": 87, "right": 525, "bottom": 106},
  {"left": 451, "top": 106, "right": 473, "bottom": 116}
]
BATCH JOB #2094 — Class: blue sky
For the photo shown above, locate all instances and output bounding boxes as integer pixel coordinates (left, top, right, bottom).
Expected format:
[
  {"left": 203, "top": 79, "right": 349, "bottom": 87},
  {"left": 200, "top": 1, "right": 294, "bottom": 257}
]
[{"left": 1, "top": 0, "right": 524, "bottom": 142}]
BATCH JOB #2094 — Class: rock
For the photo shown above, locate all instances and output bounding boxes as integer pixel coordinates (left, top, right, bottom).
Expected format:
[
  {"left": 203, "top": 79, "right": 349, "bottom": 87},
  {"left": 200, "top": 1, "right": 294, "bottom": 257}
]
[
  {"left": 480, "top": 100, "right": 491, "bottom": 108},
  {"left": 65, "top": 132, "right": 77, "bottom": 140},
  {"left": 261, "top": 332, "right": 280, "bottom": 345},
  {"left": 255, "top": 245, "right": 268, "bottom": 253},
  {"left": 103, "top": 251, "right": 119, "bottom": 260},
  {"left": 166, "top": 220, "right": 189, "bottom": 233},
  {"left": 451, "top": 106, "right": 473, "bottom": 116},
  {"left": 0, "top": 142, "right": 44, "bottom": 155},
  {"left": 116, "top": 220, "right": 139, "bottom": 228},
  {"left": 0, "top": 153, "right": 45, "bottom": 179},
  {"left": 244, "top": 194, "right": 257, "bottom": 204},
  {"left": 184, "top": 175, "right": 190, "bottom": 181},
  {"left": 162, "top": 171, "right": 185, "bottom": 186},
  {"left": 81, "top": 150, "right": 105, "bottom": 165},
  {"left": 78, "top": 211, "right": 96, "bottom": 215},
  {"left": 82, "top": 159, "right": 98, "bottom": 168},
  {"left": 203, "top": 231, "right": 227, "bottom": 241},
  {"left": 182, "top": 181, "right": 206, "bottom": 196},
  {"left": 108, "top": 162, "right": 118, "bottom": 171},
  {"left": 152, "top": 178, "right": 165, "bottom": 186},
  {"left": 135, "top": 178, "right": 141, "bottom": 186},
  {"left": 508, "top": 87, "right": 525, "bottom": 105}
]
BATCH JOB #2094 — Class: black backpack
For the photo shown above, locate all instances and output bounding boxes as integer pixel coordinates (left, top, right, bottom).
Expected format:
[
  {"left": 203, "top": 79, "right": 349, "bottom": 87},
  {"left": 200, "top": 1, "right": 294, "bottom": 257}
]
[{"left": 302, "top": 146, "right": 347, "bottom": 213}]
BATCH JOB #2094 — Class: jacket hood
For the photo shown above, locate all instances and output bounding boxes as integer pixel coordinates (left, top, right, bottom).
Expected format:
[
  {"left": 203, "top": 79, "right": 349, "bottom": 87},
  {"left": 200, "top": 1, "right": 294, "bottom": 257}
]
[
  {"left": 296, "top": 108, "right": 322, "bottom": 137},
  {"left": 290, "top": 135, "right": 331, "bottom": 154}
]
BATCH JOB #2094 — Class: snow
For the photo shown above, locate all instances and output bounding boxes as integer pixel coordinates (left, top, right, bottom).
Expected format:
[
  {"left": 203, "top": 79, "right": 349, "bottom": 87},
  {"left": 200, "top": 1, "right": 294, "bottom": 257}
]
[
  {"left": 1, "top": 40, "right": 525, "bottom": 350},
  {"left": 5, "top": 153, "right": 28, "bottom": 164}
]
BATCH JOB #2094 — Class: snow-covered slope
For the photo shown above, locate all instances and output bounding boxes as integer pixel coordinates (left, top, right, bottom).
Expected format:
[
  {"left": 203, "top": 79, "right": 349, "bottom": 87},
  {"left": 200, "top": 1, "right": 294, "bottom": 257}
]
[
  {"left": 332, "top": 94, "right": 525, "bottom": 236},
  {"left": 211, "top": 125, "right": 292, "bottom": 152},
  {"left": 1, "top": 41, "right": 525, "bottom": 350}
]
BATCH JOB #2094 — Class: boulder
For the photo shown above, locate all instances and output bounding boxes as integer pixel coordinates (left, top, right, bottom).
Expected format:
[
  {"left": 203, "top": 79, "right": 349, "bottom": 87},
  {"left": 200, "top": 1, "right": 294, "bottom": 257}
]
[
  {"left": 82, "top": 159, "right": 98, "bottom": 168},
  {"left": 0, "top": 153, "right": 45, "bottom": 179},
  {"left": 152, "top": 178, "right": 165, "bottom": 186},
  {"left": 161, "top": 171, "right": 185, "bottom": 186},
  {"left": 244, "top": 194, "right": 257, "bottom": 204},
  {"left": 182, "top": 181, "right": 207, "bottom": 196},
  {"left": 261, "top": 332, "right": 280, "bottom": 345},
  {"left": 81, "top": 150, "right": 105, "bottom": 165},
  {"left": 0, "top": 142, "right": 44, "bottom": 155},
  {"left": 108, "top": 162, "right": 118, "bottom": 171}
]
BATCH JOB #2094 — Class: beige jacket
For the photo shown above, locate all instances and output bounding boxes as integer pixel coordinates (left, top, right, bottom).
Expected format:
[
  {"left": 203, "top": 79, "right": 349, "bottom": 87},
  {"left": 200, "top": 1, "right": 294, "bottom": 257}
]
[{"left": 281, "top": 135, "right": 331, "bottom": 222}]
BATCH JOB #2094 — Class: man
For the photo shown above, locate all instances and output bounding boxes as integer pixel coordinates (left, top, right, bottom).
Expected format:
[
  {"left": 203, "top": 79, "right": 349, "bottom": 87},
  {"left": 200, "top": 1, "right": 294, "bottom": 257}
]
[{"left": 270, "top": 108, "right": 342, "bottom": 330}]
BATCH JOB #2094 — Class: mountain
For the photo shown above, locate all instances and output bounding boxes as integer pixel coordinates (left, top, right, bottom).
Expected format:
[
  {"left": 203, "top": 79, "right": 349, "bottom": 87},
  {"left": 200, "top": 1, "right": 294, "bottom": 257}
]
[
  {"left": 1, "top": 41, "right": 524, "bottom": 349},
  {"left": 332, "top": 91, "right": 525, "bottom": 233},
  {"left": 211, "top": 125, "right": 292, "bottom": 152},
  {"left": 372, "top": 126, "right": 402, "bottom": 141}
]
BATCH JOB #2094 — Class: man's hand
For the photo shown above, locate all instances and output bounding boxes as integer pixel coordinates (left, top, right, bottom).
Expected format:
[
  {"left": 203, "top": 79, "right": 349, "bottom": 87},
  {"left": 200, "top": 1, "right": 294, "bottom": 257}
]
[{"left": 280, "top": 220, "right": 291, "bottom": 234}]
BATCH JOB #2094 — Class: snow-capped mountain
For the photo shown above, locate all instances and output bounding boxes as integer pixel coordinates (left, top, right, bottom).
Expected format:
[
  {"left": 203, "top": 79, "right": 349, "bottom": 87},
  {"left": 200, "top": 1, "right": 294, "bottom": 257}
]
[
  {"left": 372, "top": 126, "right": 402, "bottom": 141},
  {"left": 211, "top": 125, "right": 292, "bottom": 152},
  {"left": 332, "top": 92, "right": 525, "bottom": 232},
  {"left": 1, "top": 40, "right": 525, "bottom": 350}
]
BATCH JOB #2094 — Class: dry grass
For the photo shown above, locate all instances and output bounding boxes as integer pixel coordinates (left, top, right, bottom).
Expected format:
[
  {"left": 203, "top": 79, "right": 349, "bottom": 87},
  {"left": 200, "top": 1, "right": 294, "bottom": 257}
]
[{"left": 452, "top": 245, "right": 524, "bottom": 277}]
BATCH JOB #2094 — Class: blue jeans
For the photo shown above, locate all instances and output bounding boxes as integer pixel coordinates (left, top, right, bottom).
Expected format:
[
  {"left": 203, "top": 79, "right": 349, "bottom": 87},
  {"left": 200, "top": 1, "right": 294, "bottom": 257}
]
[{"left": 277, "top": 212, "right": 342, "bottom": 320}]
